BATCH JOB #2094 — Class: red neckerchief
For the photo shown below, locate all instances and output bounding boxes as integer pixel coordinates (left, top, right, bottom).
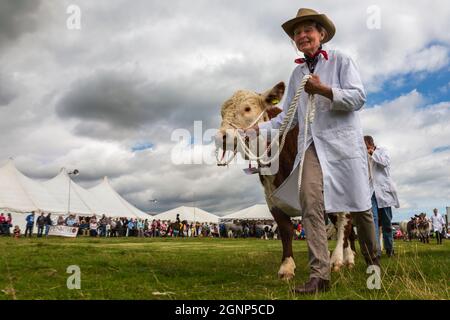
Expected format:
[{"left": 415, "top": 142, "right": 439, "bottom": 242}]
[{"left": 295, "top": 49, "right": 328, "bottom": 64}]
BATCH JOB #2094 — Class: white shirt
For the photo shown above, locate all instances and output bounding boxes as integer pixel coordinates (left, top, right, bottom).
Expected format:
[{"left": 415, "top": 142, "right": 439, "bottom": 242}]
[{"left": 430, "top": 213, "right": 445, "bottom": 232}]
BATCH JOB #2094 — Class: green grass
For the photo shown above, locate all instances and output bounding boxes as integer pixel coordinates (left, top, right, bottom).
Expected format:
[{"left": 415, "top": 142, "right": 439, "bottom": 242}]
[{"left": 0, "top": 237, "right": 448, "bottom": 300}]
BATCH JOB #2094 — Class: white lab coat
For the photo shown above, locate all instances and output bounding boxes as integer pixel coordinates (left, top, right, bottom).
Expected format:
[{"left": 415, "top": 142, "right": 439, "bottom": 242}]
[
  {"left": 430, "top": 214, "right": 445, "bottom": 232},
  {"left": 258, "top": 49, "right": 371, "bottom": 214},
  {"left": 369, "top": 147, "right": 400, "bottom": 209}
]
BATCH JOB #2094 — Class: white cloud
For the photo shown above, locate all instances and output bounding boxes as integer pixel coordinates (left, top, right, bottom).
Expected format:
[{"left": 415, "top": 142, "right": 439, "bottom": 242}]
[
  {"left": 0, "top": 0, "right": 449, "bottom": 218},
  {"left": 361, "top": 92, "right": 450, "bottom": 220}
]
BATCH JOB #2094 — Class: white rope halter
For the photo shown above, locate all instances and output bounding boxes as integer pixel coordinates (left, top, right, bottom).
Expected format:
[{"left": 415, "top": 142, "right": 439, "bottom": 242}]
[{"left": 216, "top": 74, "right": 316, "bottom": 192}]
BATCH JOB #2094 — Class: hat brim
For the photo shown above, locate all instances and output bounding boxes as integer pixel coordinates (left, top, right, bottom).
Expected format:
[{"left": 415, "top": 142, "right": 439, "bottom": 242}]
[{"left": 282, "top": 14, "right": 336, "bottom": 43}]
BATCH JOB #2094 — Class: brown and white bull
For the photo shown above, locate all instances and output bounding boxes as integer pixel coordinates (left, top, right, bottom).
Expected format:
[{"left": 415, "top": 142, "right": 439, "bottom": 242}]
[{"left": 216, "top": 82, "right": 356, "bottom": 279}]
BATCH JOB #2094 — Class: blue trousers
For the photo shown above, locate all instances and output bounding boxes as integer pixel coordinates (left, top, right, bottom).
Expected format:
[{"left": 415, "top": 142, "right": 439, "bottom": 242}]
[
  {"left": 371, "top": 193, "right": 394, "bottom": 256},
  {"left": 45, "top": 224, "right": 51, "bottom": 236}
]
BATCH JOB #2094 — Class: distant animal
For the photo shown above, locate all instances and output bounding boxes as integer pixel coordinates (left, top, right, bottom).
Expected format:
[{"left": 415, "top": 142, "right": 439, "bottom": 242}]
[
  {"left": 400, "top": 217, "right": 419, "bottom": 241},
  {"left": 222, "top": 221, "right": 244, "bottom": 238},
  {"left": 416, "top": 213, "right": 431, "bottom": 243},
  {"left": 255, "top": 223, "right": 278, "bottom": 240},
  {"left": 169, "top": 220, "right": 183, "bottom": 237}
]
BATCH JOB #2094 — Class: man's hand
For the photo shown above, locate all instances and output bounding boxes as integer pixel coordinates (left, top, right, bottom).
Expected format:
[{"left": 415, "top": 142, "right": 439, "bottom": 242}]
[{"left": 305, "top": 74, "right": 333, "bottom": 100}]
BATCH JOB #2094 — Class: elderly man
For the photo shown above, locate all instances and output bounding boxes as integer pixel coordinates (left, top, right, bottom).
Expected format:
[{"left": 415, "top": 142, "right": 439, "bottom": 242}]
[
  {"left": 254, "top": 8, "right": 379, "bottom": 294},
  {"left": 364, "top": 136, "right": 400, "bottom": 257}
]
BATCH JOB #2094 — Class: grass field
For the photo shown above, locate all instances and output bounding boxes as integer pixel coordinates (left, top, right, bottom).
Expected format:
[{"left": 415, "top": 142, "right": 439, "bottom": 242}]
[{"left": 0, "top": 237, "right": 448, "bottom": 300}]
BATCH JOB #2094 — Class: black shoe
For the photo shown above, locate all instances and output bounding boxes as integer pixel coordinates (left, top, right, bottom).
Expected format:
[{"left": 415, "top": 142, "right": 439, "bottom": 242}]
[
  {"left": 293, "top": 277, "right": 330, "bottom": 295},
  {"left": 386, "top": 250, "right": 395, "bottom": 257}
]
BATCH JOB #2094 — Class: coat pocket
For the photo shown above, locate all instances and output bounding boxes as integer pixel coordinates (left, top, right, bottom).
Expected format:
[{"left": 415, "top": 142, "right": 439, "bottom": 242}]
[{"left": 322, "top": 126, "right": 361, "bottom": 161}]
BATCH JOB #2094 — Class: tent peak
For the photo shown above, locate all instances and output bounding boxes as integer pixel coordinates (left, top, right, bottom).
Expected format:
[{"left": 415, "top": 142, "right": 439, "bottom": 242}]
[{"left": 4, "top": 158, "right": 16, "bottom": 168}]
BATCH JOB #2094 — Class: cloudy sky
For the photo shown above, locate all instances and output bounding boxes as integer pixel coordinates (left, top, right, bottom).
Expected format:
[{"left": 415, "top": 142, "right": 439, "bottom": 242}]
[{"left": 1, "top": 0, "right": 449, "bottom": 221}]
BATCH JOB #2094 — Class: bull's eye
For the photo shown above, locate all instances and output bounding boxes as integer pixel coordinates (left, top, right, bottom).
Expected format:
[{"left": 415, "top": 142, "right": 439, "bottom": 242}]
[{"left": 244, "top": 107, "right": 251, "bottom": 112}]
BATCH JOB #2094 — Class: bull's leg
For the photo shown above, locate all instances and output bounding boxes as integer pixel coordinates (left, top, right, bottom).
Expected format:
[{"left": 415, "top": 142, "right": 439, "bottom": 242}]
[
  {"left": 349, "top": 224, "right": 357, "bottom": 254},
  {"left": 379, "top": 228, "right": 384, "bottom": 253},
  {"left": 343, "top": 213, "right": 355, "bottom": 269},
  {"left": 271, "top": 207, "right": 295, "bottom": 280},
  {"left": 330, "top": 212, "right": 346, "bottom": 272}
]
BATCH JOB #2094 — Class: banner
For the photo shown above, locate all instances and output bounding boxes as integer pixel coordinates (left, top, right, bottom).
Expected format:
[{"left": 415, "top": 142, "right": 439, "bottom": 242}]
[{"left": 48, "top": 225, "right": 79, "bottom": 238}]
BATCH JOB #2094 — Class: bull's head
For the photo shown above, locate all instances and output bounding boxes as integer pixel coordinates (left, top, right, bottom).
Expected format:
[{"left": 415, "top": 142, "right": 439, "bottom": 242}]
[{"left": 215, "top": 82, "right": 285, "bottom": 161}]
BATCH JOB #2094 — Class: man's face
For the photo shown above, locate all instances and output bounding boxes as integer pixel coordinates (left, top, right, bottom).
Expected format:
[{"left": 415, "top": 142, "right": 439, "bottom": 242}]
[{"left": 365, "top": 141, "right": 375, "bottom": 154}]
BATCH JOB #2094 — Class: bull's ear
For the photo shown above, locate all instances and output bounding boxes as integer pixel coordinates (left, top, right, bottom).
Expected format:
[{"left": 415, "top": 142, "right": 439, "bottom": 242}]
[{"left": 262, "top": 82, "right": 285, "bottom": 106}]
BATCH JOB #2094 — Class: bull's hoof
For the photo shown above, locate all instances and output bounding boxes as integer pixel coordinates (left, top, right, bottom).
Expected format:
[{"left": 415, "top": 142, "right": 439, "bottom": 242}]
[
  {"left": 278, "top": 272, "right": 295, "bottom": 281},
  {"left": 277, "top": 257, "right": 296, "bottom": 281},
  {"left": 346, "top": 262, "right": 355, "bottom": 269},
  {"left": 332, "top": 263, "right": 343, "bottom": 272}
]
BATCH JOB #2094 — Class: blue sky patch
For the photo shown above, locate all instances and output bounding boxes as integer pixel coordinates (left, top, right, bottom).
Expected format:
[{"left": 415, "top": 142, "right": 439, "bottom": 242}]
[
  {"left": 132, "top": 142, "right": 154, "bottom": 152},
  {"left": 432, "top": 145, "right": 450, "bottom": 153},
  {"left": 366, "top": 68, "right": 450, "bottom": 107}
]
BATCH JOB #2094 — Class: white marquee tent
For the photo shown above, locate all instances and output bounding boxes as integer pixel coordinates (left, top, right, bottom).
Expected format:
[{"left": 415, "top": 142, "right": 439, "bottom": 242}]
[
  {"left": 88, "top": 177, "right": 149, "bottom": 219},
  {"left": 220, "top": 204, "right": 301, "bottom": 221},
  {"left": 0, "top": 160, "right": 67, "bottom": 214},
  {"left": 43, "top": 168, "right": 102, "bottom": 216},
  {"left": 220, "top": 204, "right": 274, "bottom": 221},
  {"left": 0, "top": 160, "right": 148, "bottom": 221},
  {"left": 153, "top": 206, "right": 219, "bottom": 223}
]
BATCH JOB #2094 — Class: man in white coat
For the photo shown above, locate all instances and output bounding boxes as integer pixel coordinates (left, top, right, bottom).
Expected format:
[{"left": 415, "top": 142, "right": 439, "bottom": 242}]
[
  {"left": 364, "top": 136, "right": 400, "bottom": 257},
  {"left": 255, "top": 8, "right": 378, "bottom": 294},
  {"left": 430, "top": 208, "right": 446, "bottom": 245}
]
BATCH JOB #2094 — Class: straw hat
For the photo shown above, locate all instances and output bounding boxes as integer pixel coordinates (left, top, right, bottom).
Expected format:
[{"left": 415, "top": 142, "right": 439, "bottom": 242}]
[{"left": 281, "top": 8, "right": 336, "bottom": 43}]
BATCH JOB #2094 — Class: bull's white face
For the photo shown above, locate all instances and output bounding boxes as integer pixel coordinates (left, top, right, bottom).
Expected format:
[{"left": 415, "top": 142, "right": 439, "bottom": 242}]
[{"left": 215, "top": 82, "right": 285, "bottom": 152}]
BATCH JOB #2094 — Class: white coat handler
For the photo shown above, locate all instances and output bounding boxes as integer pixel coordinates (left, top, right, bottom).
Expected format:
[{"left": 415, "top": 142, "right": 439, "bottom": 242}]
[
  {"left": 365, "top": 135, "right": 400, "bottom": 257},
  {"left": 255, "top": 8, "right": 379, "bottom": 294}
]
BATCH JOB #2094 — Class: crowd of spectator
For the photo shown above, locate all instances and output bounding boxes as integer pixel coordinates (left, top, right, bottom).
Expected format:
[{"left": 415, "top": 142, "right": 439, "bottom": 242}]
[
  {"left": 0, "top": 211, "right": 308, "bottom": 240},
  {"left": 0, "top": 211, "right": 223, "bottom": 238}
]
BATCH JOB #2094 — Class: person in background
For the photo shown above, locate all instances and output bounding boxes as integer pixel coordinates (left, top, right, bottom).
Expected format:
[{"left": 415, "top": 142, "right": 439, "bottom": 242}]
[
  {"left": 66, "top": 214, "right": 77, "bottom": 227},
  {"left": 151, "top": 219, "right": 157, "bottom": 237},
  {"left": 0, "top": 213, "right": 6, "bottom": 235},
  {"left": 36, "top": 212, "right": 46, "bottom": 237},
  {"left": 156, "top": 219, "right": 161, "bottom": 237},
  {"left": 99, "top": 214, "right": 107, "bottom": 237},
  {"left": 45, "top": 213, "right": 53, "bottom": 237},
  {"left": 116, "top": 218, "right": 123, "bottom": 237},
  {"left": 79, "top": 218, "right": 89, "bottom": 236},
  {"left": 430, "top": 208, "right": 446, "bottom": 245},
  {"left": 137, "top": 219, "right": 144, "bottom": 237},
  {"left": 144, "top": 219, "right": 149, "bottom": 235},
  {"left": 89, "top": 219, "right": 98, "bottom": 237},
  {"left": 25, "top": 211, "right": 35, "bottom": 237},
  {"left": 364, "top": 135, "right": 400, "bottom": 258},
  {"left": 109, "top": 218, "right": 117, "bottom": 237},
  {"left": 160, "top": 220, "right": 167, "bottom": 237},
  {"left": 13, "top": 225, "right": 21, "bottom": 238},
  {"left": 127, "top": 218, "right": 135, "bottom": 237},
  {"left": 105, "top": 217, "right": 111, "bottom": 237},
  {"left": 6, "top": 213, "right": 13, "bottom": 236},
  {"left": 57, "top": 215, "right": 65, "bottom": 226},
  {"left": 191, "top": 223, "right": 196, "bottom": 237}
]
